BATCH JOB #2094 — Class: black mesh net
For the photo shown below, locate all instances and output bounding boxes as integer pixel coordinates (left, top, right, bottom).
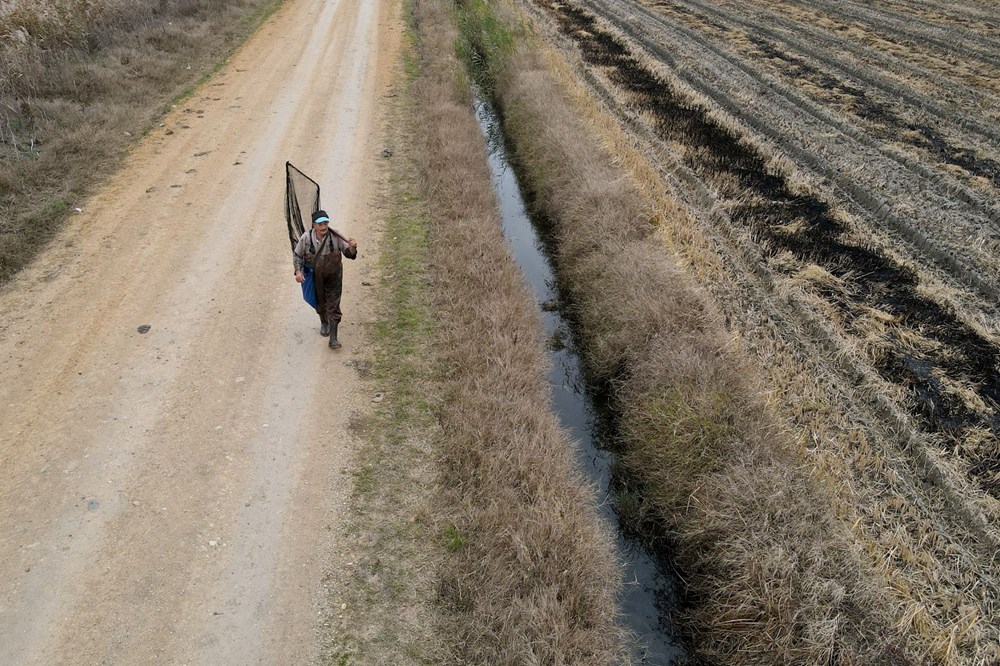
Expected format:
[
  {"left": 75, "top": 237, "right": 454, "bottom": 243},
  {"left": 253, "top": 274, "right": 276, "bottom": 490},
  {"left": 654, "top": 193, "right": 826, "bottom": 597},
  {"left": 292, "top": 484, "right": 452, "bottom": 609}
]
[{"left": 284, "top": 161, "right": 321, "bottom": 250}]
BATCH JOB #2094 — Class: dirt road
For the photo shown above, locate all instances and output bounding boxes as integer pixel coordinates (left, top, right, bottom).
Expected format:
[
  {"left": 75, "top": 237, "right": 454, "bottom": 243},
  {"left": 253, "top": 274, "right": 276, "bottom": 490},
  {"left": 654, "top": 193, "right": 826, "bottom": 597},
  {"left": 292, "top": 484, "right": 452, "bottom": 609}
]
[{"left": 0, "top": 0, "right": 399, "bottom": 662}]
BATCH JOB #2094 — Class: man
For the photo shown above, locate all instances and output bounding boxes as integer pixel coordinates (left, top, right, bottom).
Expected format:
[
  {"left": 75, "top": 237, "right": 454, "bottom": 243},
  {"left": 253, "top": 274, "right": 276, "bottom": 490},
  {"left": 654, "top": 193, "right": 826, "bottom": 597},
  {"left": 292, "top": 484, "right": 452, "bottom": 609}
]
[{"left": 293, "top": 210, "right": 358, "bottom": 348}]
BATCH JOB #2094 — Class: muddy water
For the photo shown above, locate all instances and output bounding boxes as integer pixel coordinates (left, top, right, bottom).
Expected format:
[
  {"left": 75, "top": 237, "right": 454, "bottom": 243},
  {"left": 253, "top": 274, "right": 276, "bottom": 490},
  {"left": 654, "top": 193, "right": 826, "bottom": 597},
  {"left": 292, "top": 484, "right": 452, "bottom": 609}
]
[{"left": 474, "top": 96, "right": 684, "bottom": 664}]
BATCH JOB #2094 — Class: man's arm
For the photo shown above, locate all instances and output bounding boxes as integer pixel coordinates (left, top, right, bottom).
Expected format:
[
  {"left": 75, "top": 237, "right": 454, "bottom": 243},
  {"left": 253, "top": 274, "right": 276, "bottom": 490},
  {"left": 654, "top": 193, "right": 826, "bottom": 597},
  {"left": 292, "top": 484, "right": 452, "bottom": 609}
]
[
  {"left": 340, "top": 236, "right": 358, "bottom": 260},
  {"left": 292, "top": 234, "right": 307, "bottom": 278}
]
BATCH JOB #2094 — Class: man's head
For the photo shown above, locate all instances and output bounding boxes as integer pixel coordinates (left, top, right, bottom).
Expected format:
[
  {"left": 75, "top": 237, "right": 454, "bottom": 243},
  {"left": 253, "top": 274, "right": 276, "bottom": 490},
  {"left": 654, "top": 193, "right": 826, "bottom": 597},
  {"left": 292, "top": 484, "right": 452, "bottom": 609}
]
[{"left": 312, "top": 210, "right": 330, "bottom": 235}]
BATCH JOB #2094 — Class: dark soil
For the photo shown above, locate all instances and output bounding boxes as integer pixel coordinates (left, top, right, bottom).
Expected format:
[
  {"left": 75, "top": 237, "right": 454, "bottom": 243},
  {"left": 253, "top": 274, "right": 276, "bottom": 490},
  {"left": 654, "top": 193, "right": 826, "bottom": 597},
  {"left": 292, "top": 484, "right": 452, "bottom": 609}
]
[
  {"left": 748, "top": 36, "right": 1000, "bottom": 188},
  {"left": 538, "top": 0, "right": 1000, "bottom": 496}
]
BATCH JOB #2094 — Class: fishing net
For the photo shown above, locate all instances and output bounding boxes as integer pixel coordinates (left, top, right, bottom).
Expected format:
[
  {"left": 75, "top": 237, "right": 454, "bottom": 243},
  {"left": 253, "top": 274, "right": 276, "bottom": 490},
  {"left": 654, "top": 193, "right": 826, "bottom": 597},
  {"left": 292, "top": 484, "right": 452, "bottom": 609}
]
[{"left": 285, "top": 161, "right": 321, "bottom": 250}]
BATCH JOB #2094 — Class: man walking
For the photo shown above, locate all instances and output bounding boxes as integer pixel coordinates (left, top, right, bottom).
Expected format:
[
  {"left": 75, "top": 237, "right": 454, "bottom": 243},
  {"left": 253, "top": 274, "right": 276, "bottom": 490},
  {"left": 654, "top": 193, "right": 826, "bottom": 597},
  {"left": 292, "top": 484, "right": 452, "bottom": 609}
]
[{"left": 293, "top": 210, "right": 358, "bottom": 348}]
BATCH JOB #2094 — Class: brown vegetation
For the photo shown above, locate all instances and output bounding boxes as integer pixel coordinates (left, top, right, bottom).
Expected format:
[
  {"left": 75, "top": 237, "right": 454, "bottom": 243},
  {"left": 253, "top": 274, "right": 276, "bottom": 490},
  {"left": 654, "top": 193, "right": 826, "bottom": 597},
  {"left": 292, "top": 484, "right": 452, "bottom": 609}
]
[
  {"left": 0, "top": 0, "right": 279, "bottom": 281},
  {"left": 410, "top": 0, "right": 627, "bottom": 662},
  {"left": 459, "top": 0, "right": 928, "bottom": 661},
  {"left": 518, "top": 0, "right": 1000, "bottom": 661}
]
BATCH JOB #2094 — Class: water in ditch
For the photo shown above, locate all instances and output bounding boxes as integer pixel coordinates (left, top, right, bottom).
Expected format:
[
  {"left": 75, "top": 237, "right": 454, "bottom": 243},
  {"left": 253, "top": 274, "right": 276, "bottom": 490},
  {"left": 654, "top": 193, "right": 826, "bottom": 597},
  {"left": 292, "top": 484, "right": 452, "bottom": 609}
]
[{"left": 474, "top": 95, "right": 684, "bottom": 664}]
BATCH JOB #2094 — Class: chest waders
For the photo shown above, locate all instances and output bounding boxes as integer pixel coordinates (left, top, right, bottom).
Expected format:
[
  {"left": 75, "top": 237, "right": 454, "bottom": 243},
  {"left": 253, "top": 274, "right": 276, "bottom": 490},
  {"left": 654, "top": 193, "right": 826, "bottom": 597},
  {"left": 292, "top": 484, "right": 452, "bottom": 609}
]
[{"left": 306, "top": 233, "right": 345, "bottom": 348}]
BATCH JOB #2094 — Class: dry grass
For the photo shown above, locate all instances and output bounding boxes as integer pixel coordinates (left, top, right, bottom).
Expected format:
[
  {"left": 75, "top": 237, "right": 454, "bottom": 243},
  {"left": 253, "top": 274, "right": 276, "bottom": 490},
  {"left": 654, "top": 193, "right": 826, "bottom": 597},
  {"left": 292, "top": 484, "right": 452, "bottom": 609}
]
[
  {"left": 410, "top": 0, "right": 627, "bottom": 662},
  {"left": 456, "top": 0, "right": 922, "bottom": 661},
  {"left": 512, "top": 1, "right": 1000, "bottom": 661},
  {"left": 0, "top": 0, "right": 279, "bottom": 282}
]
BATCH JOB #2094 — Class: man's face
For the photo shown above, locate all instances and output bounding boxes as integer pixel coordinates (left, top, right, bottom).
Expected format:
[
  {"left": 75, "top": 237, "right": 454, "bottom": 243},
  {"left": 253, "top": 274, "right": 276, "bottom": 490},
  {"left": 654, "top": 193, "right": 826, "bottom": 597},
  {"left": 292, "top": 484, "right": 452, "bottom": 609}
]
[{"left": 314, "top": 221, "right": 329, "bottom": 236}]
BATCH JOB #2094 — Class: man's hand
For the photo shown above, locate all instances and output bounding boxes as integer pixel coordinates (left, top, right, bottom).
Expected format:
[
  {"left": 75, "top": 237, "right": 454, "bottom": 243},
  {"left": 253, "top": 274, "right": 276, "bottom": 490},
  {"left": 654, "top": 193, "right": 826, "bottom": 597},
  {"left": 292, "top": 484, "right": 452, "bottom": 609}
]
[
  {"left": 295, "top": 271, "right": 305, "bottom": 283},
  {"left": 348, "top": 237, "right": 358, "bottom": 251}
]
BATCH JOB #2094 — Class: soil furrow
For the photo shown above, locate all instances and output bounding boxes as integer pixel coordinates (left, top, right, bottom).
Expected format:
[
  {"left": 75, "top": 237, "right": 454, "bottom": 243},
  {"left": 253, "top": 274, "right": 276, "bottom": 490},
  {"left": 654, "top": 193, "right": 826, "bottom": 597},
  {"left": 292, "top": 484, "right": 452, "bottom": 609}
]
[
  {"left": 884, "top": 0, "right": 1000, "bottom": 29},
  {"left": 538, "top": 0, "right": 1000, "bottom": 513},
  {"left": 646, "top": 0, "right": 1000, "bottom": 167},
  {"left": 793, "top": 0, "right": 1000, "bottom": 70},
  {"left": 577, "top": 0, "right": 1000, "bottom": 301}
]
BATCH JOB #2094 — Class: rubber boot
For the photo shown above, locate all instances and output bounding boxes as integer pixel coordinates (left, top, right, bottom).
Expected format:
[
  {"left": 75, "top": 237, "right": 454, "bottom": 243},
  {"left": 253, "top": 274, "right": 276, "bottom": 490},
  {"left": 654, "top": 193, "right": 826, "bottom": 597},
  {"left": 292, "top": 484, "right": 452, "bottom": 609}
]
[
  {"left": 320, "top": 314, "right": 330, "bottom": 337},
  {"left": 328, "top": 322, "right": 342, "bottom": 349}
]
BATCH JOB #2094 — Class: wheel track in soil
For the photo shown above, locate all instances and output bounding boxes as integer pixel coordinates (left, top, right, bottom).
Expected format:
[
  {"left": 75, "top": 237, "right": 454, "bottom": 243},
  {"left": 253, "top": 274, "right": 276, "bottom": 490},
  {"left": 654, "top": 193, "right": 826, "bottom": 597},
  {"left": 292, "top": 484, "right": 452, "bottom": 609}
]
[
  {"left": 791, "top": 0, "right": 1000, "bottom": 70},
  {"left": 524, "top": 0, "right": 1000, "bottom": 654},
  {"left": 649, "top": 0, "right": 1000, "bottom": 160},
  {"left": 577, "top": 0, "right": 1000, "bottom": 304},
  {"left": 883, "top": 0, "right": 1000, "bottom": 30},
  {"left": 720, "top": 0, "right": 1000, "bottom": 122}
]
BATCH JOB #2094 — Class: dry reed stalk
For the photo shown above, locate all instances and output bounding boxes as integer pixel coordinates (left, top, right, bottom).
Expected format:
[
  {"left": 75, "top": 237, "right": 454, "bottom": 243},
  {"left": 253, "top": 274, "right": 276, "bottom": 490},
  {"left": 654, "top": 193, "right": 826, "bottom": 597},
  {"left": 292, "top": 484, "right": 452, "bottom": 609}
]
[{"left": 410, "top": 0, "right": 626, "bottom": 662}]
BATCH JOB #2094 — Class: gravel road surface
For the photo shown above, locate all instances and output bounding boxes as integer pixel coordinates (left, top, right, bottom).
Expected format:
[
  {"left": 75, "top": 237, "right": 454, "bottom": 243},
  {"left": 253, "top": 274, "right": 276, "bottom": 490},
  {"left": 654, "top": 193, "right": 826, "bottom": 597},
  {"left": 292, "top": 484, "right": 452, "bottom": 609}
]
[{"left": 0, "top": 0, "right": 399, "bottom": 662}]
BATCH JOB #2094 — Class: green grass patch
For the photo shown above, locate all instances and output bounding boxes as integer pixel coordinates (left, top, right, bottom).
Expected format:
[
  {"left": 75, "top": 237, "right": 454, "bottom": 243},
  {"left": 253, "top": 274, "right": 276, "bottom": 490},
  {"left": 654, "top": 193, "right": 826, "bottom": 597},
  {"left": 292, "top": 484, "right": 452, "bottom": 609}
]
[
  {"left": 320, "top": 14, "right": 442, "bottom": 665},
  {"left": 455, "top": 0, "right": 519, "bottom": 96},
  {"left": 441, "top": 524, "right": 467, "bottom": 552}
]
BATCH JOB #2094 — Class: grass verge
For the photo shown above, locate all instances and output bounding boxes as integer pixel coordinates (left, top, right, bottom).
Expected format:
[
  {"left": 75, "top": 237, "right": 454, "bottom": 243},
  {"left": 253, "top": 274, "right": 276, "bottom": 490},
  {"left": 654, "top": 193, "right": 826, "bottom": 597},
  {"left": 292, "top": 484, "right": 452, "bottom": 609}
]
[
  {"left": 319, "top": 34, "right": 443, "bottom": 663},
  {"left": 326, "top": 0, "right": 628, "bottom": 662},
  {"left": 458, "top": 0, "right": 919, "bottom": 662},
  {"left": 410, "top": 0, "right": 627, "bottom": 661}
]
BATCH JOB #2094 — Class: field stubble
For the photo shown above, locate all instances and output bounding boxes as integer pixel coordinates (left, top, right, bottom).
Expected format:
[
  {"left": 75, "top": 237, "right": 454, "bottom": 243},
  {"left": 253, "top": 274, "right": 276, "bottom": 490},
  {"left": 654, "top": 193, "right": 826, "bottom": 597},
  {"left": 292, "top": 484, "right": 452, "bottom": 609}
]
[{"left": 520, "top": 0, "right": 1000, "bottom": 662}]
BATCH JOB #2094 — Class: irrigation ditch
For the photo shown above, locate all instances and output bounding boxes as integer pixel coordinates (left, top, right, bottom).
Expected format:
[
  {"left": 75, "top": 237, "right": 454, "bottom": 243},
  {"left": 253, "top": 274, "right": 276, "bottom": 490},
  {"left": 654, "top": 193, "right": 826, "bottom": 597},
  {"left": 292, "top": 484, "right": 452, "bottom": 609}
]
[
  {"left": 453, "top": 0, "right": 1000, "bottom": 660},
  {"left": 453, "top": 0, "right": 918, "bottom": 661},
  {"left": 473, "top": 92, "right": 684, "bottom": 664}
]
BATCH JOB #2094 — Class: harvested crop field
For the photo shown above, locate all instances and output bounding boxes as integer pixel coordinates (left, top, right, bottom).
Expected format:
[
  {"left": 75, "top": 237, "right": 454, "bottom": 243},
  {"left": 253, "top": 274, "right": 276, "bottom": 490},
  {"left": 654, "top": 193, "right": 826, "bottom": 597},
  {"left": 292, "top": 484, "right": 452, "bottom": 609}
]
[{"left": 515, "top": 0, "right": 1000, "bottom": 661}]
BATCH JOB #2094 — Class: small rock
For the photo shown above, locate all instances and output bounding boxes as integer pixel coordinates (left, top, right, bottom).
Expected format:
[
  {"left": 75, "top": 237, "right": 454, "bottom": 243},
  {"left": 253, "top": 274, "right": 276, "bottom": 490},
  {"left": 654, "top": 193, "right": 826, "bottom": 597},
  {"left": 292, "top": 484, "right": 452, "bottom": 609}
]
[
  {"left": 132, "top": 500, "right": 140, "bottom": 506},
  {"left": 340, "top": 603, "right": 347, "bottom": 610},
  {"left": 209, "top": 540, "right": 218, "bottom": 547},
  {"left": 361, "top": 281, "right": 373, "bottom": 286},
  {"left": 165, "top": 129, "right": 174, "bottom": 135},
  {"left": 381, "top": 148, "right": 393, "bottom": 158},
  {"left": 137, "top": 325, "right": 151, "bottom": 334},
  {"left": 371, "top": 393, "right": 384, "bottom": 403}
]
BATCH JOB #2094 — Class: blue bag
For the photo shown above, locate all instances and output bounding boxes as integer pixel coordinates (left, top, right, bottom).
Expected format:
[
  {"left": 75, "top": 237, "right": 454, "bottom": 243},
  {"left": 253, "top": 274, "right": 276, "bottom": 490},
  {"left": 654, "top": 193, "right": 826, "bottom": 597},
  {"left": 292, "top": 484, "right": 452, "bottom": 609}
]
[{"left": 301, "top": 265, "right": 318, "bottom": 309}]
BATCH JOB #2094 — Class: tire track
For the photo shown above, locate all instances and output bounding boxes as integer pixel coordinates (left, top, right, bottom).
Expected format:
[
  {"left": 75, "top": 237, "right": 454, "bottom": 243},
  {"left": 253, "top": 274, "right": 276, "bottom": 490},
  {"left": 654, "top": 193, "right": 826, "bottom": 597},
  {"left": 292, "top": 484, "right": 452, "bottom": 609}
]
[
  {"left": 579, "top": 0, "right": 1000, "bottom": 302},
  {"left": 652, "top": 0, "right": 1000, "bottom": 147},
  {"left": 795, "top": 0, "right": 1000, "bottom": 70},
  {"left": 885, "top": 0, "right": 1000, "bottom": 30}
]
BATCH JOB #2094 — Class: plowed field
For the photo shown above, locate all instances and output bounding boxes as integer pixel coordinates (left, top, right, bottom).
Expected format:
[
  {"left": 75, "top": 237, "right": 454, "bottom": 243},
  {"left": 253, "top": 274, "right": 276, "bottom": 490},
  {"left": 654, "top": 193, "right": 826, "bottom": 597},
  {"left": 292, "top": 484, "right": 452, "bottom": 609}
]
[{"left": 523, "top": 0, "right": 1000, "bottom": 660}]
